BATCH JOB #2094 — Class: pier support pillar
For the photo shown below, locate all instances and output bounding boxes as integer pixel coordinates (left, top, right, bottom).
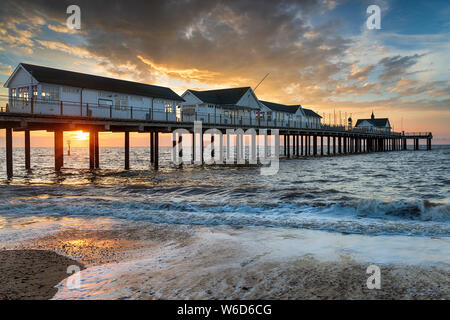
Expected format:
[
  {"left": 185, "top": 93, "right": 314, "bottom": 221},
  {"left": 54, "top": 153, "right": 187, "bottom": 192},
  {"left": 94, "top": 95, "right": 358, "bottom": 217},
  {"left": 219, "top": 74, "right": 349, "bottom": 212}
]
[
  {"left": 287, "top": 135, "right": 290, "bottom": 158},
  {"left": 89, "top": 131, "right": 95, "bottom": 170},
  {"left": 292, "top": 135, "right": 296, "bottom": 157},
  {"left": 199, "top": 131, "right": 204, "bottom": 165},
  {"left": 427, "top": 138, "right": 431, "bottom": 151},
  {"left": 191, "top": 132, "right": 195, "bottom": 163},
  {"left": 150, "top": 132, "right": 154, "bottom": 165},
  {"left": 300, "top": 135, "right": 304, "bottom": 156},
  {"left": 25, "top": 130, "right": 31, "bottom": 171},
  {"left": 210, "top": 134, "right": 214, "bottom": 159},
  {"left": 94, "top": 131, "right": 99, "bottom": 169},
  {"left": 179, "top": 133, "right": 183, "bottom": 159},
  {"left": 313, "top": 135, "right": 317, "bottom": 156},
  {"left": 54, "top": 130, "right": 64, "bottom": 171},
  {"left": 306, "top": 135, "right": 310, "bottom": 156},
  {"left": 6, "top": 128, "right": 13, "bottom": 178},
  {"left": 320, "top": 136, "right": 324, "bottom": 156},
  {"left": 327, "top": 136, "right": 330, "bottom": 155},
  {"left": 124, "top": 132, "right": 130, "bottom": 170},
  {"left": 343, "top": 136, "right": 347, "bottom": 154},
  {"left": 333, "top": 136, "right": 336, "bottom": 155},
  {"left": 338, "top": 136, "right": 342, "bottom": 154},
  {"left": 296, "top": 135, "right": 300, "bottom": 157},
  {"left": 154, "top": 131, "right": 159, "bottom": 169}
]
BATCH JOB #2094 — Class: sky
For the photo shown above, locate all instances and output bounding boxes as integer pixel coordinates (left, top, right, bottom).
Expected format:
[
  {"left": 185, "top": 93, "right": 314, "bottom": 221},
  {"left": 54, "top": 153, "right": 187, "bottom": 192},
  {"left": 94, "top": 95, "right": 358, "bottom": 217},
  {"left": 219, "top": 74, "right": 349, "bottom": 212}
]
[{"left": 0, "top": 0, "right": 449, "bottom": 147}]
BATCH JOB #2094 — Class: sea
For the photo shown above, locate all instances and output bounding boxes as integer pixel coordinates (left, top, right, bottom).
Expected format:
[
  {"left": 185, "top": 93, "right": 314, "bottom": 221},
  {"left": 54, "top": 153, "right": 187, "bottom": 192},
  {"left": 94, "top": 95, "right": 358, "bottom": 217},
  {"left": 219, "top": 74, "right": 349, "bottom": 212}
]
[{"left": 0, "top": 144, "right": 449, "bottom": 298}]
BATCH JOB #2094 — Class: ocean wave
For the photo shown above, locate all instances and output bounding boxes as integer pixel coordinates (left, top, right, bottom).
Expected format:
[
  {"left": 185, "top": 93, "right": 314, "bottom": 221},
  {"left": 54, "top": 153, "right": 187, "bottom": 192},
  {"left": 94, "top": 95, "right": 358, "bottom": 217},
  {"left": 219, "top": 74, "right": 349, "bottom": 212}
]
[
  {"left": 0, "top": 197, "right": 448, "bottom": 237},
  {"left": 354, "top": 199, "right": 450, "bottom": 222}
]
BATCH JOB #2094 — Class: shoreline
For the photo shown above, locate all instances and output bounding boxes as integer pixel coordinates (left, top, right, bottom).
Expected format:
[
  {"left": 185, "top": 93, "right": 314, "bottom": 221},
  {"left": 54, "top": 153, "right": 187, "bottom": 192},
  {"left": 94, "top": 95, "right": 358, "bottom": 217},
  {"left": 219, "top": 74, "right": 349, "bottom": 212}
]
[{"left": 1, "top": 219, "right": 448, "bottom": 300}]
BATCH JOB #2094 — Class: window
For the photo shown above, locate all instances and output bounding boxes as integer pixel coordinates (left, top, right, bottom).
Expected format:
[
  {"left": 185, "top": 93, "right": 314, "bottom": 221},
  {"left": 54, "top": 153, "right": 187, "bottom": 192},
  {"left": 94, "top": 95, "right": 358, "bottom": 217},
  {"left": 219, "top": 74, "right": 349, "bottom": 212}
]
[
  {"left": 256, "top": 111, "right": 264, "bottom": 120},
  {"left": 165, "top": 102, "right": 174, "bottom": 113},
  {"left": 267, "top": 112, "right": 272, "bottom": 121},
  {"left": 114, "top": 95, "right": 128, "bottom": 111},
  {"left": 33, "top": 86, "right": 38, "bottom": 104},
  {"left": 99, "top": 91, "right": 113, "bottom": 98},
  {"left": 62, "top": 86, "right": 80, "bottom": 94},
  {"left": 18, "top": 87, "right": 29, "bottom": 105},
  {"left": 11, "top": 88, "right": 17, "bottom": 108},
  {"left": 130, "top": 96, "right": 143, "bottom": 102},
  {"left": 41, "top": 85, "right": 59, "bottom": 102}
]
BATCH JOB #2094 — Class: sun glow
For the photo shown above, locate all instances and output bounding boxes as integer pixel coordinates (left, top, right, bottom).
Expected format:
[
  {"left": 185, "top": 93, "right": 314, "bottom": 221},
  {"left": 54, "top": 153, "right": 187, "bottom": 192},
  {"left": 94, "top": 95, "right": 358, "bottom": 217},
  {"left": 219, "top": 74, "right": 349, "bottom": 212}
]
[{"left": 74, "top": 131, "right": 89, "bottom": 141}]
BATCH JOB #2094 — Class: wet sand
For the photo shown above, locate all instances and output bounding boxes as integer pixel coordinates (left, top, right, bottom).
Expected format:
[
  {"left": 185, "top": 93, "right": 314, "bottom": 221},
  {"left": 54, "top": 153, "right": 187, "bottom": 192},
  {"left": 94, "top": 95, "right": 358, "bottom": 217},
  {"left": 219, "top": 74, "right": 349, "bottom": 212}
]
[
  {"left": 1, "top": 219, "right": 448, "bottom": 300},
  {"left": 0, "top": 250, "right": 84, "bottom": 300}
]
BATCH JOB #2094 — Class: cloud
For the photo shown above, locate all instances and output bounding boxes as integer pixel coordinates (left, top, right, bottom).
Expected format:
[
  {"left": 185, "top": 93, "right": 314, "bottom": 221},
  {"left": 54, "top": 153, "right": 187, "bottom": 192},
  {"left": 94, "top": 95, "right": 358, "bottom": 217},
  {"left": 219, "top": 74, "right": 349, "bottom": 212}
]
[
  {"left": 346, "top": 64, "right": 375, "bottom": 82},
  {"left": 378, "top": 54, "right": 424, "bottom": 80},
  {"left": 48, "top": 24, "right": 79, "bottom": 34},
  {"left": 0, "top": 62, "right": 12, "bottom": 75},
  {"left": 36, "top": 40, "right": 92, "bottom": 58},
  {"left": 0, "top": 0, "right": 448, "bottom": 138}
]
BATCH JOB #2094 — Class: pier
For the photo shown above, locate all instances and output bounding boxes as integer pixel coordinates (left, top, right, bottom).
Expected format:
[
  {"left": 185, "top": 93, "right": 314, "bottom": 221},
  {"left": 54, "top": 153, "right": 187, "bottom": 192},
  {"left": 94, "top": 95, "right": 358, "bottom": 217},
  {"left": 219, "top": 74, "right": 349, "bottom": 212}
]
[
  {"left": 1, "top": 63, "right": 433, "bottom": 178},
  {"left": 0, "top": 111, "right": 432, "bottom": 178}
]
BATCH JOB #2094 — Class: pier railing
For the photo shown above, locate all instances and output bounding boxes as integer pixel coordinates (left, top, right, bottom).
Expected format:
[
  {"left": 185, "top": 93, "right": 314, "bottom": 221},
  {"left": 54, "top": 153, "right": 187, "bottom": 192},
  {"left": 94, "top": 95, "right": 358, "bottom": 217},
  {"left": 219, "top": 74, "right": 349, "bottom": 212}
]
[{"left": 0, "top": 95, "right": 404, "bottom": 136}]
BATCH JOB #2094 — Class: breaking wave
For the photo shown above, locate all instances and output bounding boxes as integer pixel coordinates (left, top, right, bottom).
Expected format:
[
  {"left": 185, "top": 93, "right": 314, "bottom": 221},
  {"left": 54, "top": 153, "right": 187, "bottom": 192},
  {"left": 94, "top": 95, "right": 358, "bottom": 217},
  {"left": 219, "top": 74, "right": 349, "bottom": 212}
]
[{"left": 1, "top": 196, "right": 448, "bottom": 237}]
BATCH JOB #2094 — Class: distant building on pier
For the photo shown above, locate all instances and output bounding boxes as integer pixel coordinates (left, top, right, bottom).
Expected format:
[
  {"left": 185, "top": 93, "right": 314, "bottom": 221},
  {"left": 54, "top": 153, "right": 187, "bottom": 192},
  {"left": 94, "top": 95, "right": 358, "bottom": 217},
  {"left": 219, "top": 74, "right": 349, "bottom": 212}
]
[
  {"left": 355, "top": 112, "right": 391, "bottom": 133},
  {"left": 180, "top": 87, "right": 261, "bottom": 125},
  {"left": 302, "top": 108, "right": 322, "bottom": 129},
  {"left": 258, "top": 101, "right": 305, "bottom": 128}
]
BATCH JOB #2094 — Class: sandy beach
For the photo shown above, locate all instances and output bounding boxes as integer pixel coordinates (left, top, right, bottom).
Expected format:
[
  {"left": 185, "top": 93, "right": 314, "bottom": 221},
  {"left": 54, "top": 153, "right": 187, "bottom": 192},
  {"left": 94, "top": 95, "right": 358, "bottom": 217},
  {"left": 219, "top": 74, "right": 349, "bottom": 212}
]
[
  {"left": 0, "top": 250, "right": 84, "bottom": 300},
  {"left": 1, "top": 218, "right": 448, "bottom": 300}
]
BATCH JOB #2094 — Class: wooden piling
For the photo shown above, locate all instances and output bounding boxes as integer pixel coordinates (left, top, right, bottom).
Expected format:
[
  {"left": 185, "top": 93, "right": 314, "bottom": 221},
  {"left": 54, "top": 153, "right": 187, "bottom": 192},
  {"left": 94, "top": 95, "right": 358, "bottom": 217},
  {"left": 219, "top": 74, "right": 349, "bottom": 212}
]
[
  {"left": 94, "top": 131, "right": 99, "bottom": 169},
  {"left": 344, "top": 136, "right": 347, "bottom": 154},
  {"left": 333, "top": 136, "right": 336, "bottom": 155},
  {"left": 191, "top": 132, "right": 195, "bottom": 163},
  {"left": 306, "top": 135, "right": 309, "bottom": 156},
  {"left": 89, "top": 131, "right": 95, "bottom": 170},
  {"left": 150, "top": 132, "right": 154, "bottom": 164},
  {"left": 338, "top": 136, "right": 342, "bottom": 154},
  {"left": 6, "top": 128, "right": 13, "bottom": 178},
  {"left": 321, "top": 136, "right": 324, "bottom": 156},
  {"left": 313, "top": 135, "right": 317, "bottom": 156},
  {"left": 327, "top": 136, "right": 330, "bottom": 155},
  {"left": 25, "top": 130, "right": 30, "bottom": 171},
  {"left": 54, "top": 130, "right": 64, "bottom": 171},
  {"left": 154, "top": 131, "right": 159, "bottom": 169},
  {"left": 301, "top": 135, "right": 304, "bottom": 156},
  {"left": 179, "top": 133, "right": 183, "bottom": 159},
  {"left": 210, "top": 134, "right": 214, "bottom": 159},
  {"left": 287, "top": 134, "right": 291, "bottom": 158},
  {"left": 124, "top": 131, "right": 130, "bottom": 170}
]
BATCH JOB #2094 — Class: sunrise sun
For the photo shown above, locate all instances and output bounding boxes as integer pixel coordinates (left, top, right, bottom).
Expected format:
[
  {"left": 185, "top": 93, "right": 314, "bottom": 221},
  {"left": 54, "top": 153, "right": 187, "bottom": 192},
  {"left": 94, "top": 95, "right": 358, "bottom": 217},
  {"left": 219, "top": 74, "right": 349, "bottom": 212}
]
[{"left": 74, "top": 131, "right": 89, "bottom": 141}]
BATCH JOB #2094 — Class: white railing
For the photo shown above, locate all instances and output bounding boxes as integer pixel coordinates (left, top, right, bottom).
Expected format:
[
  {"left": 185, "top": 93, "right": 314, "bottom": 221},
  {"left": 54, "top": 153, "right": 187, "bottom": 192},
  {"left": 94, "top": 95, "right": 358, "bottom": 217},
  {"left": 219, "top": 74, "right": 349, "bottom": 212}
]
[{"left": 0, "top": 95, "right": 404, "bottom": 136}]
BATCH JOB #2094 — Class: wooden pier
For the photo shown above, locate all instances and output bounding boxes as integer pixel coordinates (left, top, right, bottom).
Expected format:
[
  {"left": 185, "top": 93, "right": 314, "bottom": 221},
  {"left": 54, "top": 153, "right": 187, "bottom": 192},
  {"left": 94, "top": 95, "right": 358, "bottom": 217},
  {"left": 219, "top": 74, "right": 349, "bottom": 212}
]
[{"left": 0, "top": 112, "right": 432, "bottom": 178}]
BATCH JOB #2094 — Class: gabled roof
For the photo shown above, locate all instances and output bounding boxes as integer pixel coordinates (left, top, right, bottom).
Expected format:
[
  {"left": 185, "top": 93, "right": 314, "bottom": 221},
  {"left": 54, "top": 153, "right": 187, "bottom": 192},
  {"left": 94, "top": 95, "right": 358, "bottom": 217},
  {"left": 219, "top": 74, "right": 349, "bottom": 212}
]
[
  {"left": 11, "top": 63, "right": 184, "bottom": 101},
  {"left": 188, "top": 87, "right": 250, "bottom": 105},
  {"left": 303, "top": 108, "right": 322, "bottom": 118},
  {"left": 355, "top": 118, "right": 390, "bottom": 128},
  {"left": 260, "top": 101, "right": 301, "bottom": 114}
]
